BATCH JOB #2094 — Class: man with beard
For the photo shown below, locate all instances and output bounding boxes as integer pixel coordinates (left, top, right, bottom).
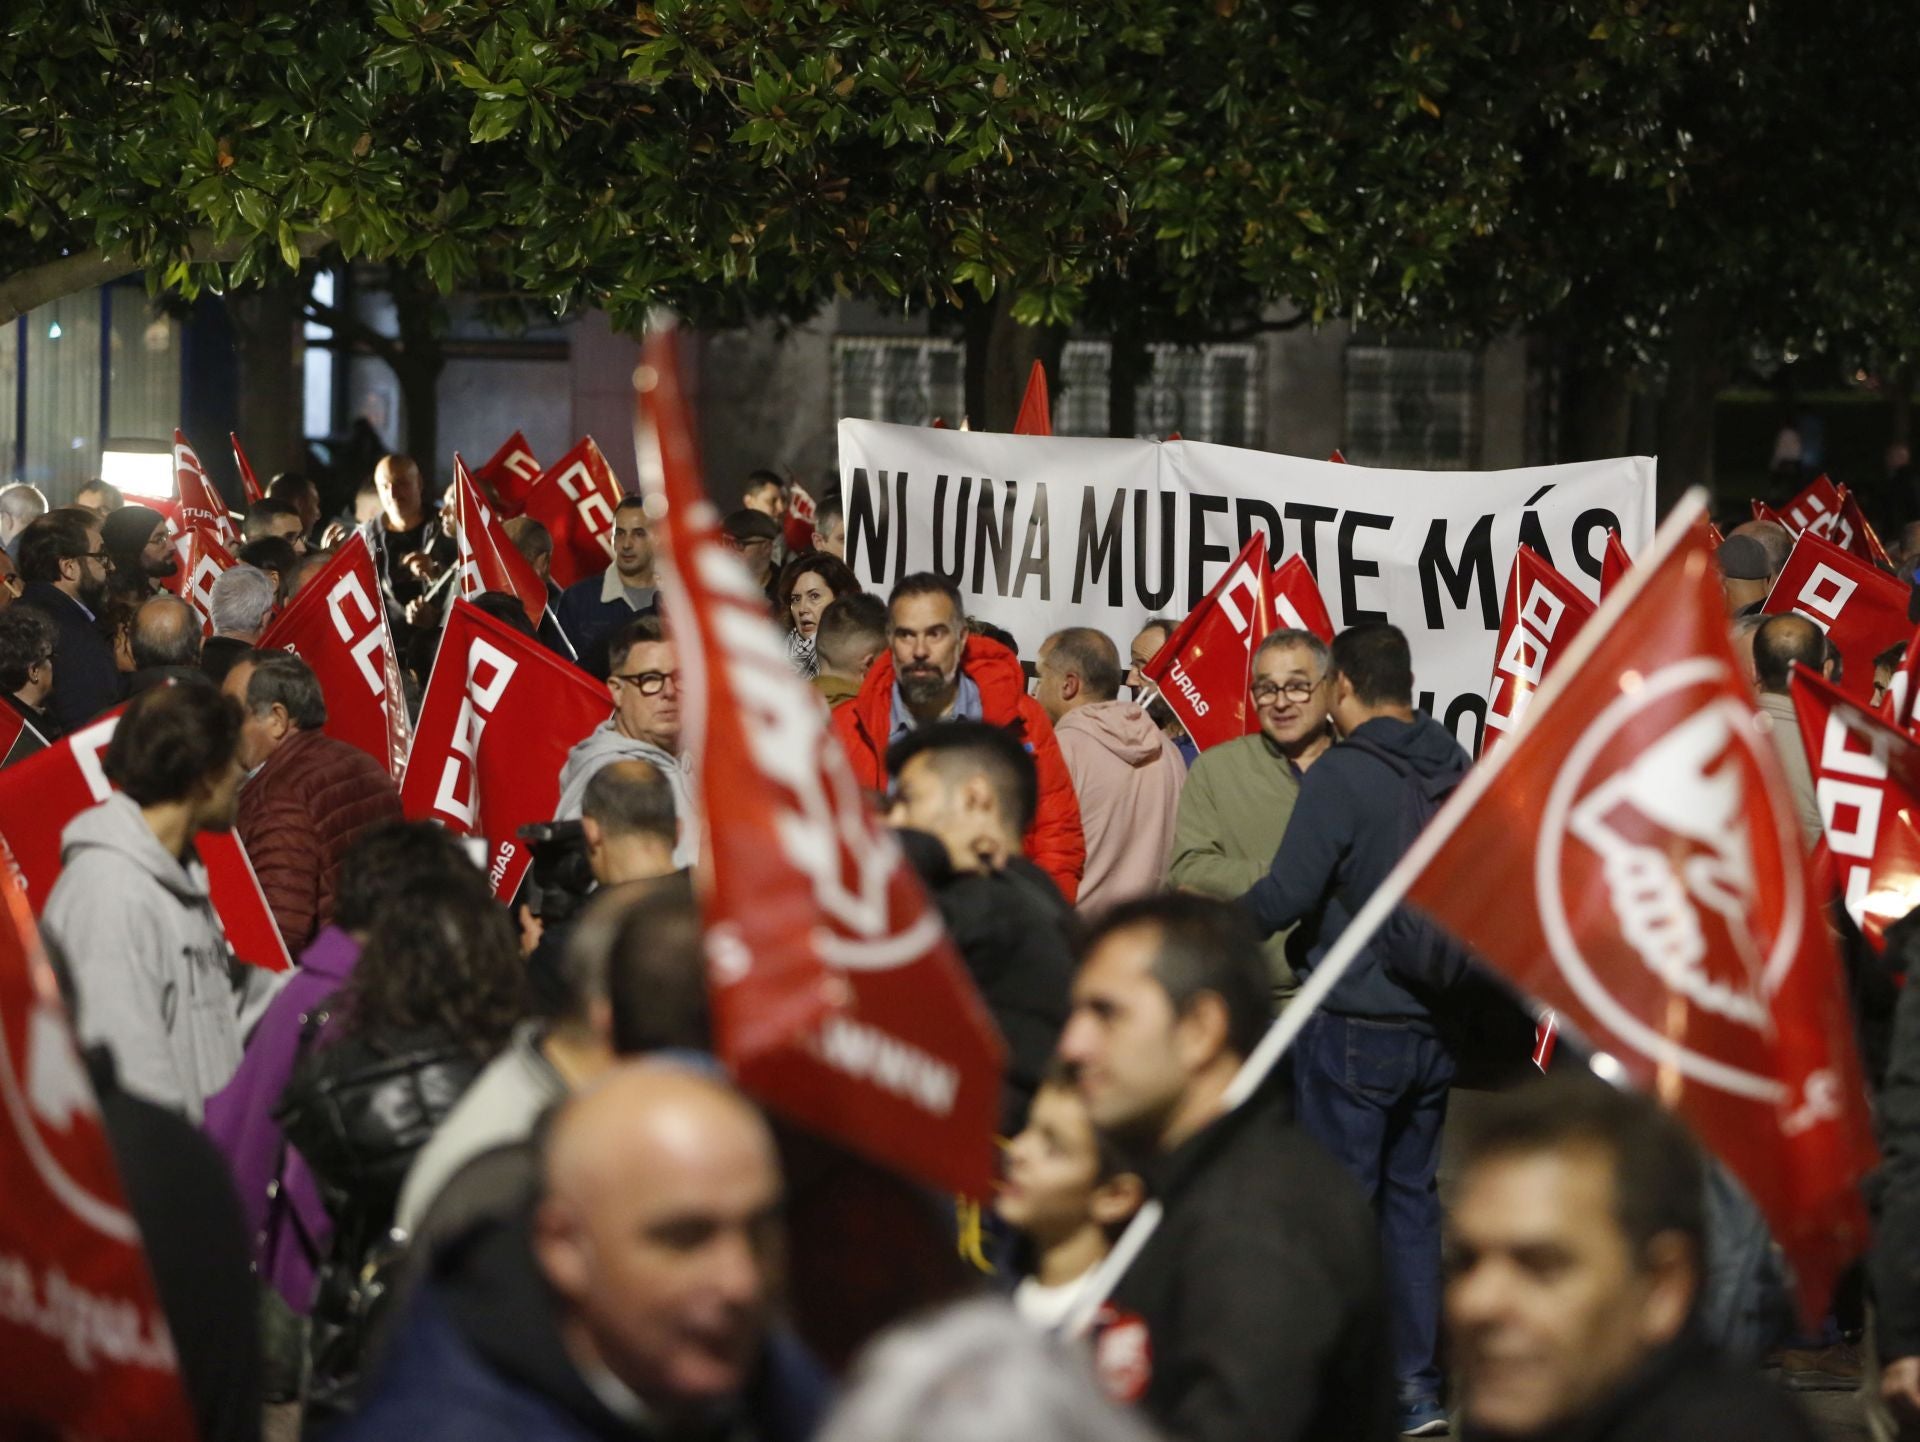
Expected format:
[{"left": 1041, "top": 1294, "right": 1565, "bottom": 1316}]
[
  {"left": 553, "top": 497, "right": 658, "bottom": 670},
  {"left": 16, "top": 507, "right": 122, "bottom": 729},
  {"left": 1128, "top": 617, "right": 1198, "bottom": 766},
  {"left": 830, "top": 572, "right": 1085, "bottom": 902},
  {"left": 102, "top": 503, "right": 180, "bottom": 602},
  {"left": 1169, "top": 629, "right": 1335, "bottom": 1005}
]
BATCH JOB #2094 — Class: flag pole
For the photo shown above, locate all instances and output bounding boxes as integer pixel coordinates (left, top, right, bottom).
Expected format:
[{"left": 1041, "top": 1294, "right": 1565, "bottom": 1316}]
[{"left": 1061, "top": 486, "right": 1710, "bottom": 1339}]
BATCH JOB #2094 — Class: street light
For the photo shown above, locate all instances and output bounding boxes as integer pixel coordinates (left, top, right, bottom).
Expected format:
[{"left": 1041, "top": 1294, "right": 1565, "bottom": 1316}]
[{"left": 99, "top": 438, "right": 173, "bottom": 501}]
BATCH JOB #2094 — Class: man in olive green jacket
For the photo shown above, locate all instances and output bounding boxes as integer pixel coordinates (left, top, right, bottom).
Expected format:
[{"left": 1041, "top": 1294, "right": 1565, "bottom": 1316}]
[{"left": 1167, "top": 629, "right": 1335, "bottom": 1003}]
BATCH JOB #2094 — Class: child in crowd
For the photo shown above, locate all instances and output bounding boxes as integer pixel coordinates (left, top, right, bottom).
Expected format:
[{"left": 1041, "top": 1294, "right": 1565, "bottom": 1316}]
[{"left": 994, "top": 1065, "right": 1144, "bottom": 1328}]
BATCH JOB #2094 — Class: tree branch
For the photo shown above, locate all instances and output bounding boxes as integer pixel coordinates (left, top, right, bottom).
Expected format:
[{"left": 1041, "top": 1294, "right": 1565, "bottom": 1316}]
[
  {"left": 301, "top": 296, "right": 403, "bottom": 366},
  {"left": 0, "top": 227, "right": 332, "bottom": 325}
]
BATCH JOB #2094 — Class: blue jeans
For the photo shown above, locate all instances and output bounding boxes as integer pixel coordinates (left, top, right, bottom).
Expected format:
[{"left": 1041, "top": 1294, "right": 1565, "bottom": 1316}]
[{"left": 1294, "top": 1011, "right": 1454, "bottom": 1406}]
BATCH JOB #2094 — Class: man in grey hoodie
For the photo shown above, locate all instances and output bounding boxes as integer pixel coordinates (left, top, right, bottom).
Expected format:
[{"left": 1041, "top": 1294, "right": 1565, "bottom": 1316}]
[
  {"left": 42, "top": 681, "right": 250, "bottom": 1123},
  {"left": 553, "top": 613, "right": 696, "bottom": 867}
]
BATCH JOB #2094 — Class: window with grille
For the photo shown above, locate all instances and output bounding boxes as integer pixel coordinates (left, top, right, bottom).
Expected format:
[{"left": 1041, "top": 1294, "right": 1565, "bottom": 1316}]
[
  {"left": 832, "top": 337, "right": 964, "bottom": 426},
  {"left": 1343, "top": 345, "right": 1480, "bottom": 469}
]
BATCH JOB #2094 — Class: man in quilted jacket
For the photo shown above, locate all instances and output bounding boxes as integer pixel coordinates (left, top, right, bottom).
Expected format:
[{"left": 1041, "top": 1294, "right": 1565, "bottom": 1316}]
[{"left": 222, "top": 649, "right": 404, "bottom": 954}]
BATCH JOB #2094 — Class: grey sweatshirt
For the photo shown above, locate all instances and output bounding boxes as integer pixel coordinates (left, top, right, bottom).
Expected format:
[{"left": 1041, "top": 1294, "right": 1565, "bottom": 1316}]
[
  {"left": 42, "top": 793, "right": 244, "bottom": 1122},
  {"left": 551, "top": 719, "right": 697, "bottom": 869}
]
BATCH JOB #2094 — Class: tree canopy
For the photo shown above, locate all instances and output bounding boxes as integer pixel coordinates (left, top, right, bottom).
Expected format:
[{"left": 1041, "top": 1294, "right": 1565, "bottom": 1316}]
[{"left": 3, "top": 0, "right": 1763, "bottom": 340}]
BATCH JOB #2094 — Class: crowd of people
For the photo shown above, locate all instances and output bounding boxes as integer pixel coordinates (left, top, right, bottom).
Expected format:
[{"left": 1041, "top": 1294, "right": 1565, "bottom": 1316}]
[{"left": 0, "top": 461, "right": 1913, "bottom": 1442}]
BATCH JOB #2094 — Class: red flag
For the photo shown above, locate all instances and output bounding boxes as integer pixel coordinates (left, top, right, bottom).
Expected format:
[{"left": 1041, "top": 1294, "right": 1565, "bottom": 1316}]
[
  {"left": 639, "top": 330, "right": 1004, "bottom": 1200},
  {"left": 522, "top": 436, "right": 625, "bottom": 589},
  {"left": 1398, "top": 500, "right": 1876, "bottom": 1317},
  {"left": 1773, "top": 475, "right": 1847, "bottom": 541},
  {"left": 258, "top": 534, "right": 411, "bottom": 783},
  {"left": 1140, "top": 532, "right": 1274, "bottom": 751},
  {"left": 1327, "top": 449, "right": 1347, "bottom": 463},
  {"left": 1789, "top": 665, "right": 1920, "bottom": 949},
  {"left": 229, "top": 432, "right": 264, "bottom": 506},
  {"left": 1836, "top": 486, "right": 1894, "bottom": 568},
  {"left": 453, "top": 455, "right": 548, "bottom": 629},
  {"left": 1483, "top": 545, "right": 1596, "bottom": 753},
  {"left": 171, "top": 429, "right": 237, "bottom": 547},
  {"left": 1763, "top": 529, "right": 1909, "bottom": 702},
  {"left": 399, "top": 600, "right": 612, "bottom": 900},
  {"left": 472, "top": 430, "right": 544, "bottom": 518},
  {"left": 1599, "top": 530, "right": 1632, "bottom": 598},
  {"left": 0, "top": 864, "right": 200, "bottom": 1441},
  {"left": 783, "top": 482, "right": 817, "bottom": 555},
  {"left": 0, "top": 700, "right": 49, "bottom": 768},
  {"left": 181, "top": 527, "right": 237, "bottom": 636},
  {"left": 0, "top": 711, "right": 291, "bottom": 971},
  {"left": 1012, "top": 359, "right": 1051, "bottom": 437},
  {"left": 1883, "top": 620, "right": 1920, "bottom": 735},
  {"left": 1264, "top": 553, "right": 1335, "bottom": 643},
  {"left": 1752, "top": 499, "right": 1791, "bottom": 530}
]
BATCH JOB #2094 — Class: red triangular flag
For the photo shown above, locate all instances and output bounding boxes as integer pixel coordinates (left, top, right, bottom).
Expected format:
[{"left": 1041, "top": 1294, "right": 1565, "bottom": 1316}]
[
  {"left": 1790, "top": 664, "right": 1920, "bottom": 949},
  {"left": 1483, "top": 544, "right": 1596, "bottom": 754},
  {"left": 399, "top": 600, "right": 612, "bottom": 899},
  {"left": 453, "top": 455, "right": 548, "bottom": 629},
  {"left": 1398, "top": 498, "right": 1876, "bottom": 1319},
  {"left": 1327, "top": 449, "right": 1347, "bottom": 464},
  {"left": 1140, "top": 532, "right": 1273, "bottom": 750},
  {"left": 1836, "top": 486, "right": 1893, "bottom": 568},
  {"left": 181, "top": 527, "right": 238, "bottom": 636},
  {"left": 229, "top": 432, "right": 264, "bottom": 506},
  {"left": 0, "top": 864, "right": 202, "bottom": 1440},
  {"left": 258, "top": 534, "right": 412, "bottom": 783},
  {"left": 472, "top": 430, "right": 544, "bottom": 518},
  {"left": 1599, "top": 529, "right": 1632, "bottom": 598},
  {"left": 171, "top": 430, "right": 237, "bottom": 547},
  {"left": 0, "top": 708, "right": 290, "bottom": 972},
  {"left": 1762, "top": 529, "right": 1909, "bottom": 702},
  {"left": 521, "top": 437, "right": 625, "bottom": 590},
  {"left": 638, "top": 328, "right": 1005, "bottom": 1200},
  {"left": 1264, "top": 553, "right": 1335, "bottom": 643},
  {"left": 1012, "top": 360, "right": 1051, "bottom": 437},
  {"left": 0, "top": 700, "right": 49, "bottom": 769}
]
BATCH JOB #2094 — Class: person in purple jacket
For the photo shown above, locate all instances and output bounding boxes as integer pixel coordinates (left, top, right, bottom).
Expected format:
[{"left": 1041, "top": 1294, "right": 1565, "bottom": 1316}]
[{"left": 203, "top": 821, "right": 477, "bottom": 1313}]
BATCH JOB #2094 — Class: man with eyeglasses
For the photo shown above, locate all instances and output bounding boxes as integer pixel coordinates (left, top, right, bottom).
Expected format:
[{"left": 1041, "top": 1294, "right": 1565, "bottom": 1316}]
[
  {"left": 553, "top": 613, "right": 696, "bottom": 867},
  {"left": 15, "top": 507, "right": 124, "bottom": 731},
  {"left": 1168, "top": 627, "right": 1335, "bottom": 1006}
]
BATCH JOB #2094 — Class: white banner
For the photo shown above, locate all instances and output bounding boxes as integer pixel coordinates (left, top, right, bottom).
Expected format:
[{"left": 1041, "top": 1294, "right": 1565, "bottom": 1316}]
[{"left": 837, "top": 421, "right": 1656, "bottom": 751}]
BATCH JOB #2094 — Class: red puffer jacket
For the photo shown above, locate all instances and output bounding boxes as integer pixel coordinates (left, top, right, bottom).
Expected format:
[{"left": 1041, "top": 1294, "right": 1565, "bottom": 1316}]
[
  {"left": 830, "top": 634, "right": 1086, "bottom": 902},
  {"left": 237, "top": 728, "right": 405, "bottom": 955}
]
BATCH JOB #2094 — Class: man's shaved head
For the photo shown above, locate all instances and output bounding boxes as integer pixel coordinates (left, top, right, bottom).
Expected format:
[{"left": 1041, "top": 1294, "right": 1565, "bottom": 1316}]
[
  {"left": 1729, "top": 519, "right": 1794, "bottom": 578},
  {"left": 535, "top": 1062, "right": 783, "bottom": 1421}
]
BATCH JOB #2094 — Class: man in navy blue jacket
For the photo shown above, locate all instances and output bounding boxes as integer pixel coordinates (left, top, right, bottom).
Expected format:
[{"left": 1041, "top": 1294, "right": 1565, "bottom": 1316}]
[
  {"left": 1238, "top": 623, "right": 1468, "bottom": 1437},
  {"left": 15, "top": 507, "right": 123, "bottom": 732}
]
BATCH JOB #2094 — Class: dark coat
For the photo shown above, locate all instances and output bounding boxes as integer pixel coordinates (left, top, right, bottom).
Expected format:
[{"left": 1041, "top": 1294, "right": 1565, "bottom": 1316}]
[
  {"left": 1873, "top": 929, "right": 1920, "bottom": 1360},
  {"left": 552, "top": 573, "right": 655, "bottom": 671},
  {"left": 898, "top": 828, "right": 1074, "bottom": 1132},
  {"left": 1459, "top": 1331, "right": 1819, "bottom": 1442},
  {"left": 337, "top": 1204, "right": 830, "bottom": 1442},
  {"left": 1240, "top": 713, "right": 1469, "bottom": 1022},
  {"left": 93, "top": 1049, "right": 262, "bottom": 1442},
  {"left": 237, "top": 727, "right": 404, "bottom": 955},
  {"left": 1109, "top": 1088, "right": 1392, "bottom": 1442},
  {"left": 18, "top": 581, "right": 122, "bottom": 731}
]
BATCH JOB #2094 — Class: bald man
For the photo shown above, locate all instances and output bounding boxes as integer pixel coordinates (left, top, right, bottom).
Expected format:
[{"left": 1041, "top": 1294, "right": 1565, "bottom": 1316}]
[
  {"left": 339, "top": 1062, "right": 827, "bottom": 1441},
  {"left": 371, "top": 453, "right": 454, "bottom": 613},
  {"left": 128, "top": 594, "right": 205, "bottom": 693}
]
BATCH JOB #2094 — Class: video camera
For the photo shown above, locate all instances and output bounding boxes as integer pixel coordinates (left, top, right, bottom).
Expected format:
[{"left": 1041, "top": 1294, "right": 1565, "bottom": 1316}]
[{"left": 516, "top": 819, "right": 595, "bottom": 926}]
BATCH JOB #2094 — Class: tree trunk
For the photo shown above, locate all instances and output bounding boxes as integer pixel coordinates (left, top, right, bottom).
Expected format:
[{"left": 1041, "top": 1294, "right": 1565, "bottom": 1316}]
[
  {"left": 1654, "top": 300, "right": 1731, "bottom": 515},
  {"left": 1558, "top": 351, "right": 1635, "bottom": 463},
  {"left": 980, "top": 298, "right": 1065, "bottom": 433},
  {"left": 225, "top": 271, "right": 303, "bottom": 476},
  {"left": 387, "top": 265, "right": 445, "bottom": 473}
]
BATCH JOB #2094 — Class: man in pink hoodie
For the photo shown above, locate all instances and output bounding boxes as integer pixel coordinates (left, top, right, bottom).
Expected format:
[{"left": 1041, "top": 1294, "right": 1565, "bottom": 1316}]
[{"left": 1035, "top": 627, "right": 1185, "bottom": 914}]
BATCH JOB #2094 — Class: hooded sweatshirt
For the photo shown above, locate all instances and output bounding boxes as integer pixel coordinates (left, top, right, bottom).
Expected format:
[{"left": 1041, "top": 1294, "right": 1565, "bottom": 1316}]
[
  {"left": 551, "top": 719, "right": 697, "bottom": 869},
  {"left": 1239, "top": 714, "right": 1469, "bottom": 1022},
  {"left": 1052, "top": 699, "right": 1185, "bottom": 913},
  {"left": 42, "top": 792, "right": 244, "bottom": 1121}
]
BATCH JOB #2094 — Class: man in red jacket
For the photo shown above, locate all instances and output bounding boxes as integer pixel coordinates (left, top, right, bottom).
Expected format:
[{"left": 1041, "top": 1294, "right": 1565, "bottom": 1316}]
[
  {"left": 222, "top": 650, "right": 405, "bottom": 954},
  {"left": 830, "top": 573, "right": 1084, "bottom": 901}
]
